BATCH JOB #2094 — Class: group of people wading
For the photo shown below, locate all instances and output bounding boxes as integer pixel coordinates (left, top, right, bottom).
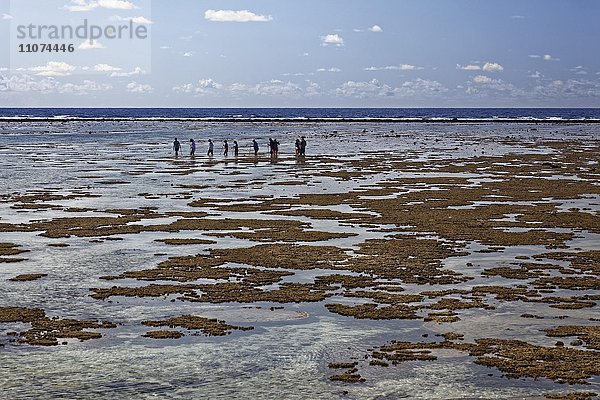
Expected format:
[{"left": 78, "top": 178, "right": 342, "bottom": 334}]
[{"left": 172, "top": 137, "right": 307, "bottom": 158}]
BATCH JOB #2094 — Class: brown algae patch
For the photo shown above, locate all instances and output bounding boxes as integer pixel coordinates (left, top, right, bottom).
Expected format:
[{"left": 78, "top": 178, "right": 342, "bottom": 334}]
[
  {"left": 0, "top": 307, "right": 45, "bottom": 323},
  {"left": 0, "top": 243, "right": 29, "bottom": 263},
  {"left": 545, "top": 392, "right": 598, "bottom": 400},
  {"left": 328, "top": 361, "right": 364, "bottom": 383},
  {"left": 207, "top": 228, "right": 357, "bottom": 242},
  {"left": 325, "top": 303, "right": 419, "bottom": 320},
  {"left": 92, "top": 280, "right": 335, "bottom": 304},
  {"left": 211, "top": 244, "right": 349, "bottom": 270},
  {"left": 9, "top": 274, "right": 47, "bottom": 282},
  {"left": 345, "top": 236, "right": 469, "bottom": 284},
  {"left": 269, "top": 209, "right": 372, "bottom": 221},
  {"left": 545, "top": 326, "right": 600, "bottom": 350},
  {"left": 142, "top": 315, "right": 253, "bottom": 336},
  {"left": 367, "top": 338, "right": 600, "bottom": 385},
  {"left": 100, "top": 252, "right": 293, "bottom": 284},
  {"left": 0, "top": 306, "right": 115, "bottom": 346},
  {"left": 90, "top": 284, "right": 203, "bottom": 300},
  {"left": 142, "top": 330, "right": 185, "bottom": 339},
  {"left": 424, "top": 311, "right": 461, "bottom": 323}
]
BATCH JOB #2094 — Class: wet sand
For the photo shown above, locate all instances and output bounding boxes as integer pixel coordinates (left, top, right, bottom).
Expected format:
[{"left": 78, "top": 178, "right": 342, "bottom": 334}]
[{"left": 0, "top": 121, "right": 598, "bottom": 399}]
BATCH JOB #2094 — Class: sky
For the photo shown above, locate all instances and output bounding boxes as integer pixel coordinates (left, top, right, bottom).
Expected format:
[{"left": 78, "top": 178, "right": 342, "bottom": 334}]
[{"left": 1, "top": 0, "right": 600, "bottom": 108}]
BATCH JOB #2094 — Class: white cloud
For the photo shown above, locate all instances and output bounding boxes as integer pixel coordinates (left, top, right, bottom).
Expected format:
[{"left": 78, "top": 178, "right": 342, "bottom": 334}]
[
  {"left": 172, "top": 79, "right": 320, "bottom": 98},
  {"left": 172, "top": 83, "right": 194, "bottom": 93},
  {"left": 467, "top": 76, "right": 524, "bottom": 97},
  {"left": 98, "top": 0, "right": 137, "bottom": 9},
  {"left": 511, "top": 15, "right": 525, "bottom": 19},
  {"left": 457, "top": 64, "right": 481, "bottom": 71},
  {"left": 0, "top": 74, "right": 58, "bottom": 92},
  {"left": 204, "top": 9, "right": 272, "bottom": 22},
  {"left": 0, "top": 74, "right": 111, "bottom": 94},
  {"left": 126, "top": 81, "right": 153, "bottom": 93},
  {"left": 321, "top": 34, "right": 344, "bottom": 46},
  {"left": 305, "top": 81, "right": 321, "bottom": 97},
  {"left": 29, "top": 61, "right": 76, "bottom": 77},
  {"left": 528, "top": 70, "right": 543, "bottom": 78},
  {"left": 336, "top": 79, "right": 393, "bottom": 98},
  {"left": 473, "top": 75, "right": 493, "bottom": 84},
  {"left": 64, "top": 0, "right": 137, "bottom": 12},
  {"left": 93, "top": 64, "right": 121, "bottom": 72},
  {"left": 235, "top": 80, "right": 303, "bottom": 96},
  {"left": 110, "top": 15, "right": 153, "bottom": 24},
  {"left": 173, "top": 78, "right": 223, "bottom": 94},
  {"left": 369, "top": 25, "right": 383, "bottom": 33},
  {"left": 110, "top": 66, "right": 145, "bottom": 77},
  {"left": 64, "top": 0, "right": 98, "bottom": 12},
  {"left": 395, "top": 78, "right": 447, "bottom": 96},
  {"left": 482, "top": 62, "right": 504, "bottom": 72},
  {"left": 397, "top": 64, "right": 422, "bottom": 70},
  {"left": 196, "top": 78, "right": 221, "bottom": 90},
  {"left": 58, "top": 80, "right": 112, "bottom": 94},
  {"left": 335, "top": 78, "right": 446, "bottom": 98},
  {"left": 183, "top": 52, "right": 193, "bottom": 57},
  {"left": 159, "top": 46, "right": 171, "bottom": 50},
  {"left": 533, "top": 78, "right": 600, "bottom": 98},
  {"left": 79, "top": 39, "right": 105, "bottom": 50},
  {"left": 316, "top": 67, "right": 341, "bottom": 72},
  {"left": 365, "top": 64, "right": 423, "bottom": 71},
  {"left": 1, "top": 13, "right": 13, "bottom": 20},
  {"left": 530, "top": 54, "right": 559, "bottom": 61}
]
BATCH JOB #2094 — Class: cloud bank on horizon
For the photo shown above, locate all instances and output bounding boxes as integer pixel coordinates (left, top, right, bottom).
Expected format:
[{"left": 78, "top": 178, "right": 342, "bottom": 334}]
[{"left": 1, "top": 0, "right": 600, "bottom": 107}]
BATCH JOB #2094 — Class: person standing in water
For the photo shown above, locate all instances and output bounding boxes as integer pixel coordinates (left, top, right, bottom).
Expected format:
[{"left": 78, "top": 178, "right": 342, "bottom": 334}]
[
  {"left": 189, "top": 139, "right": 196, "bottom": 156},
  {"left": 207, "top": 139, "right": 214, "bottom": 156},
  {"left": 233, "top": 140, "right": 239, "bottom": 157},
  {"left": 223, "top": 140, "right": 229, "bottom": 157},
  {"left": 268, "top": 138, "right": 274, "bottom": 157},
  {"left": 253, "top": 139, "right": 259, "bottom": 156},
  {"left": 295, "top": 138, "right": 301, "bottom": 156},
  {"left": 173, "top": 138, "right": 181, "bottom": 157},
  {"left": 273, "top": 139, "right": 280, "bottom": 157},
  {"left": 300, "top": 136, "right": 307, "bottom": 156}
]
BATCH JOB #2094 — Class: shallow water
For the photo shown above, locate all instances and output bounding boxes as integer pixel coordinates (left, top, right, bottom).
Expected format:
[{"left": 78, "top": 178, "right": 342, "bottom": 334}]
[{"left": 1, "top": 121, "right": 599, "bottom": 399}]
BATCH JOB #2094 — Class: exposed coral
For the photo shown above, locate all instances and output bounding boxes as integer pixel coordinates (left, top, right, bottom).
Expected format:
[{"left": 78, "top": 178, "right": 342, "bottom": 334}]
[{"left": 142, "top": 315, "right": 253, "bottom": 336}]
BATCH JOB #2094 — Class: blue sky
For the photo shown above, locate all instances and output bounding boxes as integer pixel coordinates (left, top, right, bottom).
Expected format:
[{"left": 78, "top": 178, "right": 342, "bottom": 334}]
[{"left": 1, "top": 0, "right": 600, "bottom": 107}]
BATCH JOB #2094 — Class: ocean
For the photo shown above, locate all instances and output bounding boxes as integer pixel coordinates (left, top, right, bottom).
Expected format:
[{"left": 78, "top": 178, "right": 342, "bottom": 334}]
[{"left": 0, "top": 107, "right": 599, "bottom": 121}]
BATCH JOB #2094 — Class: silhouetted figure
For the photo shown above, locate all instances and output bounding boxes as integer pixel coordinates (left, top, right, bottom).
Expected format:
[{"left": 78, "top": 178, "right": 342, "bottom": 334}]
[
  {"left": 253, "top": 140, "right": 259, "bottom": 156},
  {"left": 295, "top": 138, "right": 301, "bottom": 156},
  {"left": 268, "top": 138, "right": 274, "bottom": 157},
  {"left": 207, "top": 139, "right": 214, "bottom": 156},
  {"left": 223, "top": 140, "right": 229, "bottom": 157},
  {"left": 189, "top": 139, "right": 196, "bottom": 156},
  {"left": 273, "top": 139, "right": 280, "bottom": 157},
  {"left": 173, "top": 138, "right": 181, "bottom": 157},
  {"left": 233, "top": 140, "right": 239, "bottom": 157},
  {"left": 300, "top": 136, "right": 307, "bottom": 156}
]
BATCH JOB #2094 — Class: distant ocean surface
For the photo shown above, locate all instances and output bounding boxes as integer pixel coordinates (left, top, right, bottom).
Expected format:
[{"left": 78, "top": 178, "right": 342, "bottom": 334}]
[{"left": 1, "top": 108, "right": 599, "bottom": 122}]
